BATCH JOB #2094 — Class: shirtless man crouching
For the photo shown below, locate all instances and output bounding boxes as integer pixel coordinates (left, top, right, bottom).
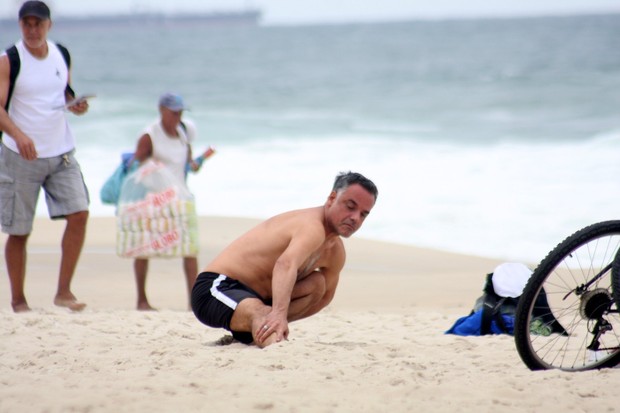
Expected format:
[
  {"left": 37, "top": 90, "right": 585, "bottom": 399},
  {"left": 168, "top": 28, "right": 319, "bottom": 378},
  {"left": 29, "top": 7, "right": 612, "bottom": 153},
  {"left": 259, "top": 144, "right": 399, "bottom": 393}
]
[{"left": 191, "top": 171, "right": 378, "bottom": 347}]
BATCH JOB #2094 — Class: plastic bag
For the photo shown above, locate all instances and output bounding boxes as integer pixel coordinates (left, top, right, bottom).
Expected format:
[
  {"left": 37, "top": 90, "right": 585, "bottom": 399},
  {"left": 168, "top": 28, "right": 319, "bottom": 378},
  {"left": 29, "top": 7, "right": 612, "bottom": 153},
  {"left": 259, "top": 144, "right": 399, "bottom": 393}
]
[{"left": 116, "top": 159, "right": 198, "bottom": 258}]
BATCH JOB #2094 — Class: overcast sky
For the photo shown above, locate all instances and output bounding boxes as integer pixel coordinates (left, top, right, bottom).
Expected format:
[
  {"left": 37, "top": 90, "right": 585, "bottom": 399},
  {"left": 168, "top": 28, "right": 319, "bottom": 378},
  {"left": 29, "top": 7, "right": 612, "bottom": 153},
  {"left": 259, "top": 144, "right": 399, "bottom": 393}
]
[{"left": 1, "top": 0, "right": 619, "bottom": 24}]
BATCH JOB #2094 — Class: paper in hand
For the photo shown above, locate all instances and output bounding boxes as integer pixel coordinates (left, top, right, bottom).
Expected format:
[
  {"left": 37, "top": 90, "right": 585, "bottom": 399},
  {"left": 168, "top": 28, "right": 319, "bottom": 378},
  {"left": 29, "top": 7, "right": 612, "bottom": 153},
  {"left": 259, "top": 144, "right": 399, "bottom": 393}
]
[{"left": 54, "top": 94, "right": 96, "bottom": 110}]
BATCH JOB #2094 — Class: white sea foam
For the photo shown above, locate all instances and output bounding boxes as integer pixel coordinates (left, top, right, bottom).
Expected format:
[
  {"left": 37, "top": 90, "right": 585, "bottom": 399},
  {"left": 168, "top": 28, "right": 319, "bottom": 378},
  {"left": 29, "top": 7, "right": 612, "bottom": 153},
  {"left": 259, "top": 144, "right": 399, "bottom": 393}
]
[{"left": 54, "top": 126, "right": 619, "bottom": 263}]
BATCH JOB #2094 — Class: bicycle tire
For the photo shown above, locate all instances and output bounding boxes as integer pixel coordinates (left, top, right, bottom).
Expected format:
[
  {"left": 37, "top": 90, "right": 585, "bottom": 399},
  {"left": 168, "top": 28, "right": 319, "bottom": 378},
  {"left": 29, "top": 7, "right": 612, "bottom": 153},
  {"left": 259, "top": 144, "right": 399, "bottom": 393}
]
[
  {"left": 610, "top": 237, "right": 620, "bottom": 321},
  {"left": 514, "top": 220, "right": 620, "bottom": 371}
]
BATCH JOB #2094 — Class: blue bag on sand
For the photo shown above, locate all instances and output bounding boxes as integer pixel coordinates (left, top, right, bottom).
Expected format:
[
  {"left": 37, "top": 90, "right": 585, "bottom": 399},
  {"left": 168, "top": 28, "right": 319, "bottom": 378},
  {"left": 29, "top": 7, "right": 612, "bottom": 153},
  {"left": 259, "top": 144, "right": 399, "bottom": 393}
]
[
  {"left": 445, "top": 309, "right": 515, "bottom": 336},
  {"left": 100, "top": 152, "right": 136, "bottom": 205}
]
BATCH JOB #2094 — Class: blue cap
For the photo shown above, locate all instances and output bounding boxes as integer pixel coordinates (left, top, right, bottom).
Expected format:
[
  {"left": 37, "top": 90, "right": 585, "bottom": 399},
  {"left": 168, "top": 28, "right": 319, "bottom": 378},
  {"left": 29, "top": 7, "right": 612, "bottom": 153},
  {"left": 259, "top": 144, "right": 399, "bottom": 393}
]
[{"left": 158, "top": 93, "right": 186, "bottom": 112}]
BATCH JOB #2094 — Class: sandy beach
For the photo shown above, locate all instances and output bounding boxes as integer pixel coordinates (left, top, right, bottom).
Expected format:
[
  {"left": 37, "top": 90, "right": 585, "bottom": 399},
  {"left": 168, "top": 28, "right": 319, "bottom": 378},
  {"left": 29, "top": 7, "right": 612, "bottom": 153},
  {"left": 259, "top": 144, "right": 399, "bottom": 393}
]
[{"left": 0, "top": 216, "right": 618, "bottom": 413}]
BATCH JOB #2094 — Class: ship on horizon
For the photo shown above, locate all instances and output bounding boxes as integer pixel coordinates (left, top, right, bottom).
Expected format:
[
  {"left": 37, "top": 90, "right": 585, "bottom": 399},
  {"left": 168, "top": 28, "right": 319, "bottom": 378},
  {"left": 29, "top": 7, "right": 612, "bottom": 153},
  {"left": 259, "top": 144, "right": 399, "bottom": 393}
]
[{"left": 0, "top": 8, "right": 262, "bottom": 28}]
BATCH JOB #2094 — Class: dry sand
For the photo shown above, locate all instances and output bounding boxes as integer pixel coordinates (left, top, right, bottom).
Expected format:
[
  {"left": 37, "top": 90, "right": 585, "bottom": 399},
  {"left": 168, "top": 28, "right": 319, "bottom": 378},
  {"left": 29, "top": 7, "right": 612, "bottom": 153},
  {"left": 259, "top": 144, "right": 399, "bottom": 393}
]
[{"left": 0, "top": 217, "right": 617, "bottom": 412}]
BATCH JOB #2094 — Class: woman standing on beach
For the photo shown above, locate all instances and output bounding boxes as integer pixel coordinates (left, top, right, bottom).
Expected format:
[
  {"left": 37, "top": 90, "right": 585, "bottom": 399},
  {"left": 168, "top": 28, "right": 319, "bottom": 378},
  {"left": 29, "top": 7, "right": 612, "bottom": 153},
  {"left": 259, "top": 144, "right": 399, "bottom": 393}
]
[{"left": 125, "top": 92, "right": 211, "bottom": 310}]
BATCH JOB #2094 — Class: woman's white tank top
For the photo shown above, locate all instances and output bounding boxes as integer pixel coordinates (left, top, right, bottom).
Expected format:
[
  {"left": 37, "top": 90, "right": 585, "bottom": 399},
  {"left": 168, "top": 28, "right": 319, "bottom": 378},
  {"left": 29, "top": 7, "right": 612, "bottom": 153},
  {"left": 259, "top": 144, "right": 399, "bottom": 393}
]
[{"left": 144, "top": 119, "right": 195, "bottom": 186}]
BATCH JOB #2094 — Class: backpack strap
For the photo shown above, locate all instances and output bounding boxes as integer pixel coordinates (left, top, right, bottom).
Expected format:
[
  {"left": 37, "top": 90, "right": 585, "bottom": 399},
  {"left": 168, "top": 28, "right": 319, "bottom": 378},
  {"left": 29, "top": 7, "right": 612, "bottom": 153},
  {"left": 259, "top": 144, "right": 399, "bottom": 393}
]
[
  {"left": 55, "top": 43, "right": 75, "bottom": 98},
  {"left": 479, "top": 273, "right": 512, "bottom": 335},
  {"left": 178, "top": 121, "right": 193, "bottom": 167},
  {"left": 4, "top": 45, "right": 20, "bottom": 110},
  {"left": 479, "top": 274, "right": 495, "bottom": 334},
  {"left": 1, "top": 45, "right": 20, "bottom": 140},
  {"left": 481, "top": 294, "right": 512, "bottom": 334},
  {"left": 492, "top": 300, "right": 509, "bottom": 333},
  {"left": 178, "top": 121, "right": 190, "bottom": 146},
  {"left": 56, "top": 43, "right": 71, "bottom": 68},
  {"left": 480, "top": 296, "right": 497, "bottom": 334}
]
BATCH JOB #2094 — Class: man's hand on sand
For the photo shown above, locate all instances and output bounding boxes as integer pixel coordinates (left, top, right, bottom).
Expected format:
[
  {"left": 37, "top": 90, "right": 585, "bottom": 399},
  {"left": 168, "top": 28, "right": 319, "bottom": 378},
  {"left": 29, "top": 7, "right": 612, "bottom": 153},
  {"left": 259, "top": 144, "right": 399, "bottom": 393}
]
[{"left": 254, "top": 313, "right": 289, "bottom": 347}]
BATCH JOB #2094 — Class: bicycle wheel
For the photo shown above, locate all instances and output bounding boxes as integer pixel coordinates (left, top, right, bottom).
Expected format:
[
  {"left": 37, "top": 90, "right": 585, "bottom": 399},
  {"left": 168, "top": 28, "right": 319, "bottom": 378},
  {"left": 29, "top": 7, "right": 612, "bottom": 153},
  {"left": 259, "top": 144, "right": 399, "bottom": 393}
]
[{"left": 514, "top": 220, "right": 620, "bottom": 371}]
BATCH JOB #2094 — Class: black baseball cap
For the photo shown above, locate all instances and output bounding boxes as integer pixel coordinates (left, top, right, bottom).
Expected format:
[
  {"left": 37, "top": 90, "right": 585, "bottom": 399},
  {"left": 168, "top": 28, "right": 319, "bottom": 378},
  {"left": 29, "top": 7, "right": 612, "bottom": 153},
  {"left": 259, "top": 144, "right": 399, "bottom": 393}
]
[{"left": 19, "top": 1, "right": 51, "bottom": 20}]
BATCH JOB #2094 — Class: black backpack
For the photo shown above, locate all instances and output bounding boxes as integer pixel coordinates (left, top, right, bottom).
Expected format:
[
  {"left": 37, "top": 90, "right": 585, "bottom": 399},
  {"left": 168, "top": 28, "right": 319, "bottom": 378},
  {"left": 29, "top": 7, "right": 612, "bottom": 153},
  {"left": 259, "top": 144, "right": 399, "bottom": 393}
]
[
  {"left": 474, "top": 272, "right": 567, "bottom": 336},
  {"left": 2, "top": 43, "right": 75, "bottom": 139}
]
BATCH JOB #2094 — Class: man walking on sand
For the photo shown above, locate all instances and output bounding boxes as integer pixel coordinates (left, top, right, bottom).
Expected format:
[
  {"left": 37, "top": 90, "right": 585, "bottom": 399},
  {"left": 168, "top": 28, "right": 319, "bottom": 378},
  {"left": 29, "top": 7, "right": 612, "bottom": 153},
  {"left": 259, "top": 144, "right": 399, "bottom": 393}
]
[
  {"left": 0, "top": 1, "right": 89, "bottom": 312},
  {"left": 191, "top": 172, "right": 378, "bottom": 347}
]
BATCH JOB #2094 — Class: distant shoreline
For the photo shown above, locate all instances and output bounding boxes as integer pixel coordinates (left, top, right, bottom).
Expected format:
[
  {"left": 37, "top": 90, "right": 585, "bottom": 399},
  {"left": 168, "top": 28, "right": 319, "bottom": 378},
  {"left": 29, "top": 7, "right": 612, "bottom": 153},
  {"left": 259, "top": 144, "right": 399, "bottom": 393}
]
[
  {"left": 1, "top": 11, "right": 618, "bottom": 30},
  {"left": 0, "top": 9, "right": 262, "bottom": 28}
]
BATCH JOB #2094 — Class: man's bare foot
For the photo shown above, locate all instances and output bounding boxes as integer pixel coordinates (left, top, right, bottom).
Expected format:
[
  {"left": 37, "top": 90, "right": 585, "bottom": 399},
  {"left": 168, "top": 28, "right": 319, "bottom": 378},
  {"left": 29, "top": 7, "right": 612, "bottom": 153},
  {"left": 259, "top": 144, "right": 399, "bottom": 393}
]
[
  {"left": 137, "top": 302, "right": 157, "bottom": 311},
  {"left": 54, "top": 297, "right": 87, "bottom": 312},
  {"left": 12, "top": 302, "right": 32, "bottom": 313}
]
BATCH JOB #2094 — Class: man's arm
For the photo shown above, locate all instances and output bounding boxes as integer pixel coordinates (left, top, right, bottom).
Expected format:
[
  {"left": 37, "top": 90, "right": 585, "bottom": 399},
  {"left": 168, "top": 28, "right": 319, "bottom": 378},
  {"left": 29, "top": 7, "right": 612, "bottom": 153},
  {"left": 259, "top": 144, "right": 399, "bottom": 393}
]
[
  {"left": 0, "top": 55, "right": 12, "bottom": 134},
  {"left": 0, "top": 55, "right": 9, "bottom": 111},
  {"left": 256, "top": 224, "right": 327, "bottom": 343},
  {"left": 65, "top": 71, "right": 88, "bottom": 116},
  {"left": 133, "top": 134, "right": 153, "bottom": 163},
  {"left": 0, "top": 55, "right": 37, "bottom": 160},
  {"left": 271, "top": 227, "right": 326, "bottom": 316},
  {"left": 299, "top": 242, "right": 345, "bottom": 318}
]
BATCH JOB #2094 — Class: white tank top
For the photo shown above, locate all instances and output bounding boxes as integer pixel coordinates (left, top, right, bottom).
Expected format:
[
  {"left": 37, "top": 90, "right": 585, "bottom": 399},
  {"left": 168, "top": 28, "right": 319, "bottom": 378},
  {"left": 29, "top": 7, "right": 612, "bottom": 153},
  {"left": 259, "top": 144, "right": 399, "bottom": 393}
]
[
  {"left": 4, "top": 40, "right": 75, "bottom": 158},
  {"left": 144, "top": 119, "right": 196, "bottom": 186}
]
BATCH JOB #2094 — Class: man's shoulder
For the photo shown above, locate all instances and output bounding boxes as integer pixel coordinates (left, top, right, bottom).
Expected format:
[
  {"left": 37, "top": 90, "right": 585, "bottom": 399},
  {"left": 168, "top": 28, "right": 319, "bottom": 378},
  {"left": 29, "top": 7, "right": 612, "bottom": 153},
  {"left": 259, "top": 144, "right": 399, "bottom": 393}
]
[
  {"left": 263, "top": 207, "right": 325, "bottom": 244},
  {"left": 47, "top": 40, "right": 67, "bottom": 49},
  {"left": 326, "top": 236, "right": 345, "bottom": 253},
  {"left": 318, "top": 236, "right": 346, "bottom": 272},
  {"left": 274, "top": 207, "right": 324, "bottom": 226},
  {"left": 1, "top": 44, "right": 14, "bottom": 57},
  {"left": 1, "top": 45, "right": 17, "bottom": 65},
  {"left": 53, "top": 42, "right": 70, "bottom": 57},
  {"left": 181, "top": 118, "right": 196, "bottom": 128},
  {"left": 180, "top": 118, "right": 197, "bottom": 140}
]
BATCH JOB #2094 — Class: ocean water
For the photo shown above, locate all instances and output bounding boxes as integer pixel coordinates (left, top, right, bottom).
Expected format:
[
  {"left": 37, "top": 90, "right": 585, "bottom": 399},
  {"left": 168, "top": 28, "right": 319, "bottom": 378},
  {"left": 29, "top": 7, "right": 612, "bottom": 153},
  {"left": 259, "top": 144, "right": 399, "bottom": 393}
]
[{"left": 1, "top": 14, "right": 619, "bottom": 262}]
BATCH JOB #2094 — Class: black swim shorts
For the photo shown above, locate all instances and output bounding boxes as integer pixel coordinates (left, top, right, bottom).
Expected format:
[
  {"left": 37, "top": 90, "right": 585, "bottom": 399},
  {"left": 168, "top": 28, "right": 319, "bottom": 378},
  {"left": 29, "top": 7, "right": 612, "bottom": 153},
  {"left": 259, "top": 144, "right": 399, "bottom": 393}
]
[{"left": 191, "top": 272, "right": 267, "bottom": 344}]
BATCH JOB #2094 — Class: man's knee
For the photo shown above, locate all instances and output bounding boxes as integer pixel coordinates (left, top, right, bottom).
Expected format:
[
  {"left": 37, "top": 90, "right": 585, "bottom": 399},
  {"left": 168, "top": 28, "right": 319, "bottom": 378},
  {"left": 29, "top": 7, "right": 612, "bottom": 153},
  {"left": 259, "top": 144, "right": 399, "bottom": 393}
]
[
  {"left": 65, "top": 210, "right": 89, "bottom": 226},
  {"left": 230, "top": 297, "right": 268, "bottom": 332},
  {"left": 296, "top": 271, "right": 327, "bottom": 302},
  {"left": 7, "top": 234, "right": 29, "bottom": 247}
]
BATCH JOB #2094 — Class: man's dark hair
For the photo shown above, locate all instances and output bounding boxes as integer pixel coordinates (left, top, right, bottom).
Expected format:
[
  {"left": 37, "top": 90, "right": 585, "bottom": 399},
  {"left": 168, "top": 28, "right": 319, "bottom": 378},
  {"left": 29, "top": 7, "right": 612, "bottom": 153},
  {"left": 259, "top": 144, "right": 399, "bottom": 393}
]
[{"left": 332, "top": 171, "right": 378, "bottom": 200}]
